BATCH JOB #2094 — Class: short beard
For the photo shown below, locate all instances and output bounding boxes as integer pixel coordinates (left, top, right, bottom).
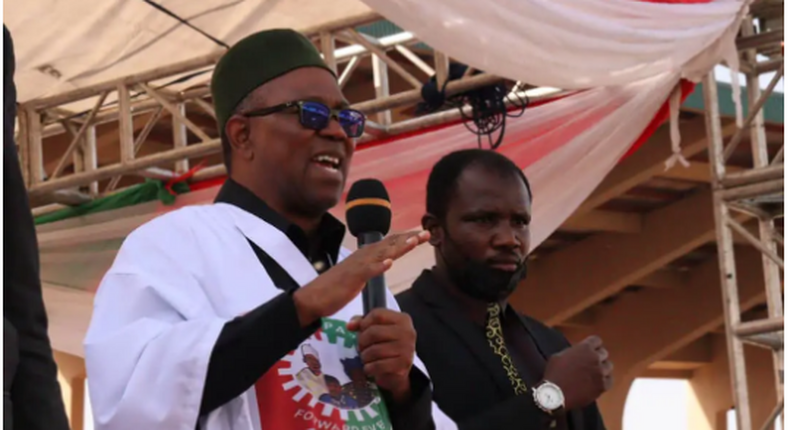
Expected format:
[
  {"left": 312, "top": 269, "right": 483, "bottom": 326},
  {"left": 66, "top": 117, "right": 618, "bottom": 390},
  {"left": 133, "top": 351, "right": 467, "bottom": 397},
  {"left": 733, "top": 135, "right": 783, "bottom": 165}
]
[{"left": 286, "top": 191, "right": 339, "bottom": 220}]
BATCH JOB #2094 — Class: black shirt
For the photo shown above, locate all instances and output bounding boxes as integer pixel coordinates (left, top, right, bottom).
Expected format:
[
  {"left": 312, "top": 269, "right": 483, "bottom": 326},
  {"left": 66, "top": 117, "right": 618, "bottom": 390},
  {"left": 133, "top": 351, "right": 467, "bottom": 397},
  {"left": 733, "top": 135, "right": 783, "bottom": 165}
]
[
  {"left": 200, "top": 179, "right": 434, "bottom": 430},
  {"left": 399, "top": 270, "right": 571, "bottom": 430}
]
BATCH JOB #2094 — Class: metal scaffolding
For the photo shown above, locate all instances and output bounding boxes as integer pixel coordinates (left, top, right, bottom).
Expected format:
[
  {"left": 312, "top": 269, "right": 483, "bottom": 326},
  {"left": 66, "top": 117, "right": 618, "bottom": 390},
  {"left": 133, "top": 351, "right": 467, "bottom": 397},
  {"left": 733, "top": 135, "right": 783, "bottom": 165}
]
[
  {"left": 16, "top": 13, "right": 559, "bottom": 216},
  {"left": 14, "top": 8, "right": 786, "bottom": 427},
  {"left": 702, "top": 2, "right": 784, "bottom": 429}
]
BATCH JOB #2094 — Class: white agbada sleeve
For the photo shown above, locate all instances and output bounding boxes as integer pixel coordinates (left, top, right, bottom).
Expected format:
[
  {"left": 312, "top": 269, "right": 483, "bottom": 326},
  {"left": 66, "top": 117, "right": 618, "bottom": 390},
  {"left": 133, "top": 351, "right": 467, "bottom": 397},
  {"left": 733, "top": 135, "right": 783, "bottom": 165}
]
[{"left": 84, "top": 213, "right": 227, "bottom": 430}]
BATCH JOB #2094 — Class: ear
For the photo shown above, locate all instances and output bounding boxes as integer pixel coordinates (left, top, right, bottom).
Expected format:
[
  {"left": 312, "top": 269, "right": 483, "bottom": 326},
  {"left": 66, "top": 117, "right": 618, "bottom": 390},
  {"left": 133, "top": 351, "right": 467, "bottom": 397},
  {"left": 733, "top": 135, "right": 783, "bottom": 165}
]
[
  {"left": 225, "top": 115, "right": 254, "bottom": 161},
  {"left": 421, "top": 213, "right": 443, "bottom": 247}
]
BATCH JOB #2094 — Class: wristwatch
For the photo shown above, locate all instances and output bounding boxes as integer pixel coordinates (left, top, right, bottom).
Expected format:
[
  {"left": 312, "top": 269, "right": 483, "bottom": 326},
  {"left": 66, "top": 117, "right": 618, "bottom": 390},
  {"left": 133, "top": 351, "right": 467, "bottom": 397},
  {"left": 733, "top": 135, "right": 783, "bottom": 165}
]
[{"left": 532, "top": 380, "right": 565, "bottom": 415}]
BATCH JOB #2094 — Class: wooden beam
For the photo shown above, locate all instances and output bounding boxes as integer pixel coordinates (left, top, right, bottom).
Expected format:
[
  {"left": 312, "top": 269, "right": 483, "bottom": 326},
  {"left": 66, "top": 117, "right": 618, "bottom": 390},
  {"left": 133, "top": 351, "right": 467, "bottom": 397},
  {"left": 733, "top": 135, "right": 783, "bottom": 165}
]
[
  {"left": 320, "top": 31, "right": 338, "bottom": 75},
  {"left": 641, "top": 369, "right": 694, "bottom": 379},
  {"left": 513, "top": 189, "right": 723, "bottom": 325},
  {"left": 660, "top": 335, "right": 714, "bottom": 366},
  {"left": 372, "top": 53, "right": 392, "bottom": 126},
  {"left": 345, "top": 29, "right": 423, "bottom": 89},
  {"left": 28, "top": 139, "right": 221, "bottom": 197},
  {"left": 49, "top": 190, "right": 92, "bottom": 206},
  {"left": 556, "top": 308, "right": 597, "bottom": 329},
  {"left": 573, "top": 117, "right": 736, "bottom": 215},
  {"left": 51, "top": 92, "right": 108, "bottom": 179},
  {"left": 560, "top": 210, "right": 642, "bottom": 233},
  {"left": 173, "top": 102, "right": 189, "bottom": 174},
  {"left": 434, "top": 52, "right": 449, "bottom": 88},
  {"left": 394, "top": 45, "right": 435, "bottom": 77},
  {"left": 192, "top": 98, "right": 216, "bottom": 120},
  {"left": 83, "top": 126, "right": 98, "bottom": 196},
  {"left": 105, "top": 107, "right": 165, "bottom": 194},
  {"left": 27, "top": 108, "right": 44, "bottom": 184},
  {"left": 659, "top": 161, "right": 721, "bottom": 182},
  {"left": 594, "top": 247, "right": 766, "bottom": 380},
  {"left": 118, "top": 84, "right": 134, "bottom": 164},
  {"left": 139, "top": 84, "right": 212, "bottom": 142},
  {"left": 339, "top": 56, "right": 361, "bottom": 89},
  {"left": 636, "top": 269, "right": 689, "bottom": 288}
]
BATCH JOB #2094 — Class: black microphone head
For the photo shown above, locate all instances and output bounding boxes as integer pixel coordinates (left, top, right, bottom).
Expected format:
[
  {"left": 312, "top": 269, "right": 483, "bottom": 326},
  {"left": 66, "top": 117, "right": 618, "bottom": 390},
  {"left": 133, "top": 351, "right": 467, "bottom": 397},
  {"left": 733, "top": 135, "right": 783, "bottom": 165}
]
[{"left": 345, "top": 178, "right": 392, "bottom": 237}]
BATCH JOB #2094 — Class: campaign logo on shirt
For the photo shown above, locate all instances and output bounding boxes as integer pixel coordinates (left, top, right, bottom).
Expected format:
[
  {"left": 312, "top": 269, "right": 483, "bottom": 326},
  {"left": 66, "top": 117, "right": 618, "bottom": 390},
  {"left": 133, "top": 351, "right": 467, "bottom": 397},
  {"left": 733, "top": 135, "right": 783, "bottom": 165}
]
[{"left": 255, "top": 318, "right": 393, "bottom": 430}]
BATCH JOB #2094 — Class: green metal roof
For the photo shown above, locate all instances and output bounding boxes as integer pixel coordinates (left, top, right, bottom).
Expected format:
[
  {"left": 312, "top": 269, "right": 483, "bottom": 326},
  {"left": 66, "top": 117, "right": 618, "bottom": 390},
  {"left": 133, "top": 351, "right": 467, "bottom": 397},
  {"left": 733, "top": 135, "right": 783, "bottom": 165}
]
[
  {"left": 682, "top": 81, "right": 784, "bottom": 124},
  {"left": 357, "top": 21, "right": 431, "bottom": 50}
]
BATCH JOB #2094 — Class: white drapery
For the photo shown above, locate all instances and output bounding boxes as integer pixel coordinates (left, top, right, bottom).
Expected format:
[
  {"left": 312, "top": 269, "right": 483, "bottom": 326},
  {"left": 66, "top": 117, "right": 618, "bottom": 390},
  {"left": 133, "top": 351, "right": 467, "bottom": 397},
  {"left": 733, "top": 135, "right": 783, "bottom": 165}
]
[
  {"left": 5, "top": 0, "right": 374, "bottom": 103},
  {"left": 358, "top": 0, "right": 749, "bottom": 158},
  {"left": 359, "top": 0, "right": 747, "bottom": 88},
  {"left": 337, "top": 0, "right": 749, "bottom": 288}
]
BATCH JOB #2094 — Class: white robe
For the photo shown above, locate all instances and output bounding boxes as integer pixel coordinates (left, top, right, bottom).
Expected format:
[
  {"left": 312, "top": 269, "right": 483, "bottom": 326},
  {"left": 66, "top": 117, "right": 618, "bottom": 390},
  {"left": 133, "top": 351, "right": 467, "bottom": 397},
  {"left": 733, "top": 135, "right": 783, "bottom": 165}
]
[{"left": 83, "top": 203, "right": 457, "bottom": 430}]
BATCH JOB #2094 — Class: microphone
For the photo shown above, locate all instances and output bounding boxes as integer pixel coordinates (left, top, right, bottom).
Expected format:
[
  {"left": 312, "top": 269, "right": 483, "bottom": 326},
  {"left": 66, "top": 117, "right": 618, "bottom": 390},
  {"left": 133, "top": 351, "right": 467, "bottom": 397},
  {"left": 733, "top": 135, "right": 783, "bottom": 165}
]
[{"left": 345, "top": 178, "right": 392, "bottom": 315}]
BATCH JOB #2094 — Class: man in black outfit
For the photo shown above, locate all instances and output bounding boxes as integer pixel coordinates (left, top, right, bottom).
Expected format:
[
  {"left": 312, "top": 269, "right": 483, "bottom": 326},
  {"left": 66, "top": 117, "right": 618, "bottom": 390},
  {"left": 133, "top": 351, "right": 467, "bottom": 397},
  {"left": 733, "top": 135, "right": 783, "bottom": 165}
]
[
  {"left": 4, "top": 24, "right": 71, "bottom": 430},
  {"left": 397, "top": 149, "right": 612, "bottom": 429}
]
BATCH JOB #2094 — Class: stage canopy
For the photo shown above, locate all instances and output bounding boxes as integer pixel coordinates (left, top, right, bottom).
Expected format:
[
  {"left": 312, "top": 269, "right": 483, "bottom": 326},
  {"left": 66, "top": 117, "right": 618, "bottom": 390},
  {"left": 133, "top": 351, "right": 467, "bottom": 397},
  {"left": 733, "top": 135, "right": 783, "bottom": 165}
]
[
  {"left": 9, "top": 0, "right": 756, "bottom": 357},
  {"left": 5, "top": 0, "right": 376, "bottom": 103}
]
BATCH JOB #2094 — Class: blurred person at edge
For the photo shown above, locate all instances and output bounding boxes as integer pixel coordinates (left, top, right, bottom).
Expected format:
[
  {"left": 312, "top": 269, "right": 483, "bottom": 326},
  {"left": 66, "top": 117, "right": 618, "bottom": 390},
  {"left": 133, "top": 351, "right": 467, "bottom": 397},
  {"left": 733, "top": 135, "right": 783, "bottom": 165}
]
[
  {"left": 83, "top": 28, "right": 457, "bottom": 430},
  {"left": 397, "top": 149, "right": 612, "bottom": 430},
  {"left": 3, "top": 24, "right": 71, "bottom": 430}
]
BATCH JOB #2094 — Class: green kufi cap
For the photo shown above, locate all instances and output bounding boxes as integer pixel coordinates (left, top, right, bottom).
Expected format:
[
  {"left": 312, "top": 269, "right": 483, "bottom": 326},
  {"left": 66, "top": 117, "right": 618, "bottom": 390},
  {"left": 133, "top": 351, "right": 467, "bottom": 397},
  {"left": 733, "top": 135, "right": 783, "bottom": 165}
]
[{"left": 211, "top": 29, "right": 334, "bottom": 136}]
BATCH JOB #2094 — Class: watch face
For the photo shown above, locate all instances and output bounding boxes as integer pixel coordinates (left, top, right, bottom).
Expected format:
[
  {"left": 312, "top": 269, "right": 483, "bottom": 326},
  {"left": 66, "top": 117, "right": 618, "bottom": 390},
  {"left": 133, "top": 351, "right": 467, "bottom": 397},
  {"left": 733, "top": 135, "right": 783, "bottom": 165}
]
[{"left": 537, "top": 384, "right": 564, "bottom": 410}]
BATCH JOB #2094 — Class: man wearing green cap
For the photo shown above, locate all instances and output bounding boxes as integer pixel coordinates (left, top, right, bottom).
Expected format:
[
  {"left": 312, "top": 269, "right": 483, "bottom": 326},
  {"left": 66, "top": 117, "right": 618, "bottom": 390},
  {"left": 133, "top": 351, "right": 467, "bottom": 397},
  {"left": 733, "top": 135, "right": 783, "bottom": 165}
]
[{"left": 84, "top": 29, "right": 455, "bottom": 430}]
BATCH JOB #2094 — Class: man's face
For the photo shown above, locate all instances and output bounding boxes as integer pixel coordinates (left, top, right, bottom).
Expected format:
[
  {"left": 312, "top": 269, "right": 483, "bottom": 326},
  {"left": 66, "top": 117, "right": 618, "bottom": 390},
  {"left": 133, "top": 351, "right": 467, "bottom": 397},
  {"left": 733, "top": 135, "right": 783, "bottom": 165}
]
[
  {"left": 238, "top": 67, "right": 355, "bottom": 216},
  {"left": 304, "top": 354, "right": 321, "bottom": 374},
  {"left": 327, "top": 380, "right": 342, "bottom": 398},
  {"left": 349, "top": 368, "right": 367, "bottom": 388},
  {"left": 435, "top": 165, "right": 532, "bottom": 276}
]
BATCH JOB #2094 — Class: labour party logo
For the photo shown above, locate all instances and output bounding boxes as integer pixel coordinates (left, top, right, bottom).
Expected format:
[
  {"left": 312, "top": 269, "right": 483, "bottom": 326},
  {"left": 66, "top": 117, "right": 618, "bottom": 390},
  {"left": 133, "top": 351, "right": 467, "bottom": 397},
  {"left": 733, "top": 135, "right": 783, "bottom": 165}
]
[{"left": 255, "top": 318, "right": 393, "bottom": 430}]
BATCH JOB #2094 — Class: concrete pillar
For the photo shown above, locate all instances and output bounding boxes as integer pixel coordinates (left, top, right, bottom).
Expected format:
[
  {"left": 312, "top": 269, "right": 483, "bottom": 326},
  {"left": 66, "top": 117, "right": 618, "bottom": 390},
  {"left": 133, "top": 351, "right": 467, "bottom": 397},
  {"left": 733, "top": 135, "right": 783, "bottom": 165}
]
[
  {"left": 596, "top": 376, "right": 636, "bottom": 430},
  {"left": 54, "top": 351, "right": 86, "bottom": 430},
  {"left": 688, "top": 334, "right": 778, "bottom": 430}
]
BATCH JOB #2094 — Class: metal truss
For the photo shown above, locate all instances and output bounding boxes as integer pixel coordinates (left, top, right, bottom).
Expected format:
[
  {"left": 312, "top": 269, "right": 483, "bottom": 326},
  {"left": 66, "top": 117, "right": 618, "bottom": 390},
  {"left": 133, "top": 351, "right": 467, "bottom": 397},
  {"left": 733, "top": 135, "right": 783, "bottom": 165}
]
[
  {"left": 703, "top": 3, "right": 784, "bottom": 429},
  {"left": 17, "top": 13, "right": 560, "bottom": 215},
  {"left": 10, "top": 3, "right": 787, "bottom": 428}
]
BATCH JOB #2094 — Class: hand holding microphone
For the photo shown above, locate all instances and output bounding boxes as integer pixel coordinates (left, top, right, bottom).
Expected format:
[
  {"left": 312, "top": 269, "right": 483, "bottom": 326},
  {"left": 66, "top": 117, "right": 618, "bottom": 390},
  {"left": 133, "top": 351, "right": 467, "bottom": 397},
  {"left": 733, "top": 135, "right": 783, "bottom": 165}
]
[
  {"left": 344, "top": 179, "right": 420, "bottom": 402},
  {"left": 293, "top": 178, "right": 424, "bottom": 402}
]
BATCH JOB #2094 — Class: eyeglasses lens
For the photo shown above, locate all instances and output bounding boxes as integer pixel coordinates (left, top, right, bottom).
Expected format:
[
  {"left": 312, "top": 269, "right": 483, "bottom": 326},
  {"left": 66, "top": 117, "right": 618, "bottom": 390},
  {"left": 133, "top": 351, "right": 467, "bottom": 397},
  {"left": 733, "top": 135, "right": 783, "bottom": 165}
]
[{"left": 300, "top": 102, "right": 365, "bottom": 138}]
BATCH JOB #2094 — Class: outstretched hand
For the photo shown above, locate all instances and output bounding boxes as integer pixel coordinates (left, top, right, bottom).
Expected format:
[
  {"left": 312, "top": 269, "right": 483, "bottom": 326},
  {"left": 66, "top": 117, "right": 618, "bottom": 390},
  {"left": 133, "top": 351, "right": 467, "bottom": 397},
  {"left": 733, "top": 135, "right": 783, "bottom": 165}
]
[{"left": 293, "top": 230, "right": 430, "bottom": 326}]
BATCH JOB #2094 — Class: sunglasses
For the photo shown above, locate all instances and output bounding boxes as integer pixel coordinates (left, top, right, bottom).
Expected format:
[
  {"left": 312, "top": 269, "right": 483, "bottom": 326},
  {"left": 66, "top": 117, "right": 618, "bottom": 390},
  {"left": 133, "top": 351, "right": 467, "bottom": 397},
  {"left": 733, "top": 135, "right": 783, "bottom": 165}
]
[{"left": 243, "top": 100, "right": 366, "bottom": 138}]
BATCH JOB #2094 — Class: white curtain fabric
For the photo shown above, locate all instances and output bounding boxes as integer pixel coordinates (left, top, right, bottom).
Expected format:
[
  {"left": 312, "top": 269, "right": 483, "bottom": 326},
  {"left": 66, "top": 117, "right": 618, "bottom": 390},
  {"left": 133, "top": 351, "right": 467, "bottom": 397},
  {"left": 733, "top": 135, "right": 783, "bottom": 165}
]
[
  {"left": 359, "top": 0, "right": 748, "bottom": 88},
  {"left": 5, "top": 0, "right": 373, "bottom": 103}
]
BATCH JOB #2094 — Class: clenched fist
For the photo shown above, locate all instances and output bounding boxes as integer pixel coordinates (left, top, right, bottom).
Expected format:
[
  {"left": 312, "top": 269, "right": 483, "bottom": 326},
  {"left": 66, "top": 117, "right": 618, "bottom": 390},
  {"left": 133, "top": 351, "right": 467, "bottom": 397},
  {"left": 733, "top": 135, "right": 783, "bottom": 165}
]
[{"left": 544, "top": 336, "right": 613, "bottom": 410}]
